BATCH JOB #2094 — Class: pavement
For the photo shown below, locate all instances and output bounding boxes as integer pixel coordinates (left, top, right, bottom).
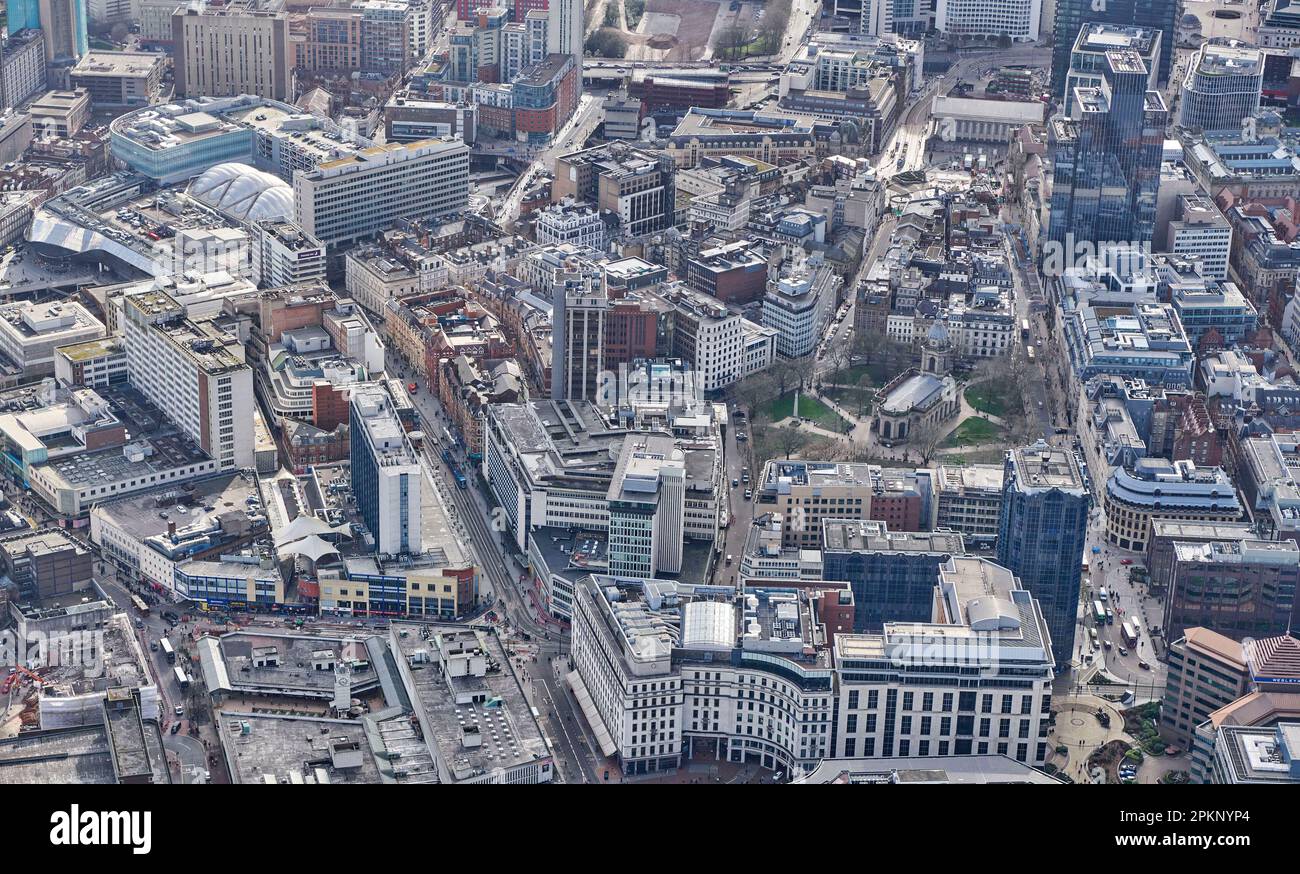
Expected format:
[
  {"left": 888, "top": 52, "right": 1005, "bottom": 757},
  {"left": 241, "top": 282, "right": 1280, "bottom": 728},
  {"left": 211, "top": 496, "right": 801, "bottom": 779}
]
[
  {"left": 0, "top": 245, "right": 101, "bottom": 295},
  {"left": 387, "top": 348, "right": 598, "bottom": 784},
  {"left": 877, "top": 44, "right": 1051, "bottom": 174},
  {"left": 1049, "top": 694, "right": 1128, "bottom": 784}
]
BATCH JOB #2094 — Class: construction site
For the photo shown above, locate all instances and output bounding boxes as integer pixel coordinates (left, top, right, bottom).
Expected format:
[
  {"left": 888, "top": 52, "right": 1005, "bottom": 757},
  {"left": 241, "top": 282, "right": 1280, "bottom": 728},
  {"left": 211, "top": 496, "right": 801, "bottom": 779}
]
[{"left": 1, "top": 607, "right": 158, "bottom": 738}]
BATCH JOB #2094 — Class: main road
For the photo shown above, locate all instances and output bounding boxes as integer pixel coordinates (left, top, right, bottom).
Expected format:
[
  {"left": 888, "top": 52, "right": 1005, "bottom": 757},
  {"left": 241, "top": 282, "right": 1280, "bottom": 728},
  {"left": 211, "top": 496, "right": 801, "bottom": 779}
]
[
  {"left": 492, "top": 92, "right": 604, "bottom": 228},
  {"left": 388, "top": 350, "right": 599, "bottom": 783}
]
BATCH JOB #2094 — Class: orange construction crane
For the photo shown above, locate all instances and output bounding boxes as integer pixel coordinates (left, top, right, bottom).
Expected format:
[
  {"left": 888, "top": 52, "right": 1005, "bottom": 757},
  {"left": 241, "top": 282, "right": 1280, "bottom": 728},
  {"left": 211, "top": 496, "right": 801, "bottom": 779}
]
[{"left": 2, "top": 666, "right": 46, "bottom": 693}]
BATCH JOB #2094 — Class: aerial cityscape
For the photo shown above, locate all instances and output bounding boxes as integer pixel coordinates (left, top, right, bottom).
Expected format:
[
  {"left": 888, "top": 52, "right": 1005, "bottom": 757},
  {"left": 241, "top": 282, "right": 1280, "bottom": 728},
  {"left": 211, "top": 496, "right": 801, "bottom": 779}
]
[{"left": 0, "top": 0, "right": 1294, "bottom": 801}]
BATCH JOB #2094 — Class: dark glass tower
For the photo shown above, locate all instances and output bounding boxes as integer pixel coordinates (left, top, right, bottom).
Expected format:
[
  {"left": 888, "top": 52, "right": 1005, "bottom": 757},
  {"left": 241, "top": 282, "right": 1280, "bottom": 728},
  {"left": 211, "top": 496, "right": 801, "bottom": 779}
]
[
  {"left": 997, "top": 443, "right": 1091, "bottom": 670},
  {"left": 1051, "top": 0, "right": 1178, "bottom": 93},
  {"left": 1048, "top": 50, "right": 1168, "bottom": 251}
]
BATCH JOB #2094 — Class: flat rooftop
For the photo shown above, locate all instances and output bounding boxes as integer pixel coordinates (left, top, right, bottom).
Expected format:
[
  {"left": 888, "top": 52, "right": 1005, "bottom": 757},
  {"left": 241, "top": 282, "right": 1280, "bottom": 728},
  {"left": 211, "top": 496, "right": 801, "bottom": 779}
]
[
  {"left": 798, "top": 754, "right": 1062, "bottom": 784},
  {"left": 217, "top": 711, "right": 388, "bottom": 785},
  {"left": 91, "top": 470, "right": 260, "bottom": 543},
  {"left": 200, "top": 630, "right": 382, "bottom": 698},
  {"left": 762, "top": 460, "right": 874, "bottom": 490},
  {"left": 56, "top": 336, "right": 122, "bottom": 363},
  {"left": 390, "top": 622, "right": 549, "bottom": 782},
  {"left": 823, "top": 519, "right": 965, "bottom": 554},
  {"left": 72, "top": 51, "right": 162, "bottom": 77},
  {"left": 35, "top": 385, "right": 211, "bottom": 491},
  {"left": 1008, "top": 442, "right": 1087, "bottom": 493},
  {"left": 0, "top": 722, "right": 168, "bottom": 785}
]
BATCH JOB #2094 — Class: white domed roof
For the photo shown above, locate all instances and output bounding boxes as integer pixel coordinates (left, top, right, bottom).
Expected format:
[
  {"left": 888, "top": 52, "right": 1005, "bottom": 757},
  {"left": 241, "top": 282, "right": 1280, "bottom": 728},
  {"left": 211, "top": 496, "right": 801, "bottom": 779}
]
[{"left": 188, "top": 162, "right": 293, "bottom": 222}]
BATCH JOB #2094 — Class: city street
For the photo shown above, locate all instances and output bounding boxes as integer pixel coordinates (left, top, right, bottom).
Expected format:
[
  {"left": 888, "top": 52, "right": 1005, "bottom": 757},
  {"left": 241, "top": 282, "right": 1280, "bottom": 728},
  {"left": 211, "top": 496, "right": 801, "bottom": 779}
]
[
  {"left": 493, "top": 92, "right": 604, "bottom": 228},
  {"left": 385, "top": 348, "right": 597, "bottom": 783},
  {"left": 713, "top": 405, "right": 757, "bottom": 583},
  {"left": 1075, "top": 509, "right": 1168, "bottom": 703}
]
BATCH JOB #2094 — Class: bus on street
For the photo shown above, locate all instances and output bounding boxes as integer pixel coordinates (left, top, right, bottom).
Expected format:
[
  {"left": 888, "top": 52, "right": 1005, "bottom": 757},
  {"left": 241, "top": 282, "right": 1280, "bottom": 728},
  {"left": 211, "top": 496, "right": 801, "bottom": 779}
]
[
  {"left": 1121, "top": 621, "right": 1138, "bottom": 648},
  {"left": 1092, "top": 600, "right": 1106, "bottom": 624},
  {"left": 131, "top": 594, "right": 149, "bottom": 616},
  {"left": 160, "top": 637, "right": 175, "bottom": 664},
  {"left": 172, "top": 665, "right": 190, "bottom": 690}
]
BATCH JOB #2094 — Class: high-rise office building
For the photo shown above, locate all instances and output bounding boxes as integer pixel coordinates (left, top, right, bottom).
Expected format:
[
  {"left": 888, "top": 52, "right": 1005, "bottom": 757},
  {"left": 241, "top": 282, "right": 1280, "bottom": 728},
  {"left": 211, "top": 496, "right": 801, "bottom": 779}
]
[
  {"left": 122, "top": 289, "right": 255, "bottom": 471},
  {"left": 1178, "top": 41, "right": 1263, "bottom": 132},
  {"left": 550, "top": 260, "right": 606, "bottom": 401},
  {"left": 172, "top": 1, "right": 292, "bottom": 101},
  {"left": 293, "top": 138, "right": 469, "bottom": 250},
  {"left": 1063, "top": 23, "right": 1161, "bottom": 116},
  {"left": 1048, "top": 50, "right": 1168, "bottom": 252},
  {"left": 997, "top": 441, "right": 1090, "bottom": 670},
  {"left": 0, "top": 27, "right": 47, "bottom": 112},
  {"left": 1050, "top": 0, "right": 1176, "bottom": 93},
  {"left": 606, "top": 434, "right": 686, "bottom": 577},
  {"left": 821, "top": 520, "right": 966, "bottom": 632},
  {"left": 350, "top": 382, "right": 423, "bottom": 556}
]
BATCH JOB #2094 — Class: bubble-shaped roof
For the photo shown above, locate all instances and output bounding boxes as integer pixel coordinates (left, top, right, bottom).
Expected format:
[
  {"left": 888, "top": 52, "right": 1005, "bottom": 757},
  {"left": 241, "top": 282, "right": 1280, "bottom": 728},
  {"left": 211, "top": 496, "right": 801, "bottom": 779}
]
[{"left": 188, "top": 162, "right": 293, "bottom": 222}]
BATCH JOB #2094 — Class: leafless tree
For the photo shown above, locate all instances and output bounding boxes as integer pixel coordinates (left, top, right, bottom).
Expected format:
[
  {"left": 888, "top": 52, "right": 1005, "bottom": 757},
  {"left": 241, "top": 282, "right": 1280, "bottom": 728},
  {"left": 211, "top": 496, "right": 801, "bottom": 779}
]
[
  {"left": 790, "top": 354, "right": 818, "bottom": 392},
  {"left": 824, "top": 343, "right": 850, "bottom": 385},
  {"left": 735, "top": 371, "right": 776, "bottom": 422},
  {"left": 770, "top": 358, "right": 798, "bottom": 400},
  {"left": 773, "top": 422, "right": 805, "bottom": 460},
  {"left": 908, "top": 417, "right": 946, "bottom": 465},
  {"left": 714, "top": 22, "right": 754, "bottom": 60}
]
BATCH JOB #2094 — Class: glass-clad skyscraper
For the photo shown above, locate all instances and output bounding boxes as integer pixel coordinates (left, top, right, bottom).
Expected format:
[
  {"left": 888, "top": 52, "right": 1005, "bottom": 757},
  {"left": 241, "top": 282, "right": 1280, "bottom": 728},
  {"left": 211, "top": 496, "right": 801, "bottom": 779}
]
[
  {"left": 1051, "top": 0, "right": 1177, "bottom": 94},
  {"left": 1048, "top": 50, "right": 1168, "bottom": 253},
  {"left": 997, "top": 443, "right": 1090, "bottom": 670}
]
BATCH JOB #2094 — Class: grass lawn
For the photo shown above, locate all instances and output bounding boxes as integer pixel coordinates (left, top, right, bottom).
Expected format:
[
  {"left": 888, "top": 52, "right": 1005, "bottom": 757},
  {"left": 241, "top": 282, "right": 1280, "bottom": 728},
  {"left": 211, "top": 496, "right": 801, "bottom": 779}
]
[
  {"left": 941, "top": 416, "right": 1005, "bottom": 448},
  {"left": 964, "top": 379, "right": 1016, "bottom": 418},
  {"left": 823, "top": 385, "right": 874, "bottom": 415},
  {"left": 762, "top": 391, "right": 850, "bottom": 431},
  {"left": 832, "top": 363, "right": 895, "bottom": 387}
]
